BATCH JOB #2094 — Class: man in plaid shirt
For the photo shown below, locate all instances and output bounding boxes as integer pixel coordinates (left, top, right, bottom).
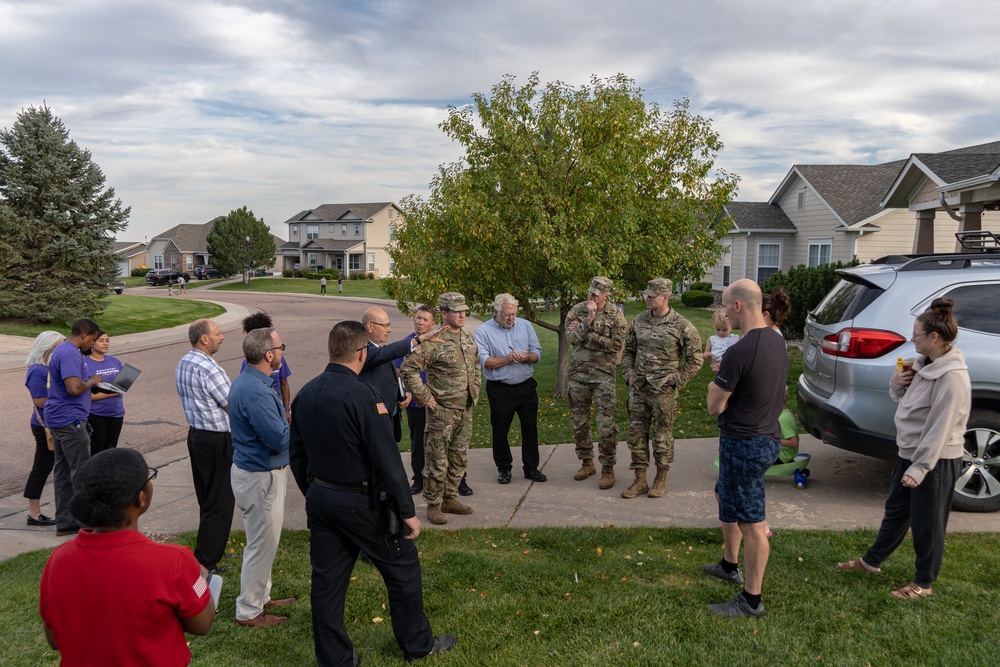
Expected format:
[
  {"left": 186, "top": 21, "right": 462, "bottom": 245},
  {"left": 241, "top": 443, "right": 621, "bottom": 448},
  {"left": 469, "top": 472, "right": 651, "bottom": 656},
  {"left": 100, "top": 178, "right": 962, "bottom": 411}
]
[{"left": 176, "top": 319, "right": 235, "bottom": 574}]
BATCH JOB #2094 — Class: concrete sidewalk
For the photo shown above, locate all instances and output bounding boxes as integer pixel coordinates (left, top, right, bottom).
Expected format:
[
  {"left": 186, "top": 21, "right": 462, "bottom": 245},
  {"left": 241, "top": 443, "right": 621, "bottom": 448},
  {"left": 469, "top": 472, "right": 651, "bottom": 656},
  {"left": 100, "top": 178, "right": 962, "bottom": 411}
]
[{"left": 3, "top": 433, "right": 997, "bottom": 562}]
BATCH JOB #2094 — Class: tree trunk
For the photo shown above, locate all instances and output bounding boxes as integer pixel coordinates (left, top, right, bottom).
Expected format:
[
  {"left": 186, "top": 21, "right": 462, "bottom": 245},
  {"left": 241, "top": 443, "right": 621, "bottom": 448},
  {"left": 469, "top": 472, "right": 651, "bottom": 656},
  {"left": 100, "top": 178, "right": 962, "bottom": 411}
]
[{"left": 554, "top": 308, "right": 572, "bottom": 399}]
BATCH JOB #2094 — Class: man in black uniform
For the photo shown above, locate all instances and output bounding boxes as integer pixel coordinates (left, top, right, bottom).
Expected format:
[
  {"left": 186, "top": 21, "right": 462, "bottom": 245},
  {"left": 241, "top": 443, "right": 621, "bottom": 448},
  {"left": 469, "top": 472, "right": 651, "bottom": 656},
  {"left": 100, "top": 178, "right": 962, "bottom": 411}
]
[{"left": 290, "top": 320, "right": 455, "bottom": 665}]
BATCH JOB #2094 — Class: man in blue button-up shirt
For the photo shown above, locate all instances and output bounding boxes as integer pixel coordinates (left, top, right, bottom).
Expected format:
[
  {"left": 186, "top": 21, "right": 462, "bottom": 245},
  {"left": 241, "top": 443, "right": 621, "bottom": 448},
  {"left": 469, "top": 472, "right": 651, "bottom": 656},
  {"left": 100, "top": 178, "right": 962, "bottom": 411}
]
[
  {"left": 228, "top": 327, "right": 294, "bottom": 627},
  {"left": 474, "top": 293, "right": 547, "bottom": 485}
]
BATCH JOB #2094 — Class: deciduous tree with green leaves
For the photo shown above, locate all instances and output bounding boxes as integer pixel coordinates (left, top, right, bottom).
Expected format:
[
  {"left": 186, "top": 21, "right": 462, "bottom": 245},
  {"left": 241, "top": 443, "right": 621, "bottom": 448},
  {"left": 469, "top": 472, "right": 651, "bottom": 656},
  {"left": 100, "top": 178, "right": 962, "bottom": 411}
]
[
  {"left": 0, "top": 104, "right": 129, "bottom": 323},
  {"left": 384, "top": 73, "right": 739, "bottom": 396},
  {"left": 206, "top": 206, "right": 275, "bottom": 282}
]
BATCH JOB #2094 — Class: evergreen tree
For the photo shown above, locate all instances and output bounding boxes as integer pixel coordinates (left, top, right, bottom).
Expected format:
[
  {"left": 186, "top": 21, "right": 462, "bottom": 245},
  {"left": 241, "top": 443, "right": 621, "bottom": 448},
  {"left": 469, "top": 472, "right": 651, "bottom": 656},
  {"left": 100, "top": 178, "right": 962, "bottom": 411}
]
[
  {"left": 0, "top": 104, "right": 129, "bottom": 323},
  {"left": 206, "top": 206, "right": 275, "bottom": 282}
]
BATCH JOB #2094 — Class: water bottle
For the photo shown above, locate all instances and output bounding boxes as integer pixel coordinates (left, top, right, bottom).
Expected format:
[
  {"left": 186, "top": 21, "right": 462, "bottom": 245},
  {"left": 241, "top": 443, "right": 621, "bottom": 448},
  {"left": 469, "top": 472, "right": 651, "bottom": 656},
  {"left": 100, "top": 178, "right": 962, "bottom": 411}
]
[{"left": 794, "top": 468, "right": 807, "bottom": 489}]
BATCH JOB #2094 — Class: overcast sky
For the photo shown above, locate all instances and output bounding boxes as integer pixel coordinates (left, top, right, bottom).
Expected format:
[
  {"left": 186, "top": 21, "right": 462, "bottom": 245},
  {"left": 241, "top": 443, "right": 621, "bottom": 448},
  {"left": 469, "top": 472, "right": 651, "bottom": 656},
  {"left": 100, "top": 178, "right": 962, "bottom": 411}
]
[{"left": 2, "top": 0, "right": 999, "bottom": 243}]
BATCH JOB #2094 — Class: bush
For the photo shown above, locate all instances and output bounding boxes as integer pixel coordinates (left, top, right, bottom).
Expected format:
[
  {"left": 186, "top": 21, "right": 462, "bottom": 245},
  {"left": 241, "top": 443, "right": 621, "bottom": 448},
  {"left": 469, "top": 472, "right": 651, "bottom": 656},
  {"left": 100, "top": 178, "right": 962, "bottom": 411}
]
[
  {"left": 131, "top": 267, "right": 149, "bottom": 277},
  {"left": 681, "top": 290, "right": 714, "bottom": 308},
  {"left": 367, "top": 272, "right": 376, "bottom": 280},
  {"left": 761, "top": 260, "right": 859, "bottom": 339},
  {"left": 690, "top": 281, "right": 712, "bottom": 292},
  {"left": 282, "top": 269, "right": 293, "bottom": 278}
]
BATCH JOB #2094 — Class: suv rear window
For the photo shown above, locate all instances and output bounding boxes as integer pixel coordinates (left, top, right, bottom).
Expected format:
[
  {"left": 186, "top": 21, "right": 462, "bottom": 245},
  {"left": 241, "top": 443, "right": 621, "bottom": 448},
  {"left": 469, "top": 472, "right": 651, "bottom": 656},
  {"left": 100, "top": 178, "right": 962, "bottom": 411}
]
[
  {"left": 948, "top": 283, "right": 1000, "bottom": 335},
  {"left": 810, "top": 277, "right": 884, "bottom": 325}
]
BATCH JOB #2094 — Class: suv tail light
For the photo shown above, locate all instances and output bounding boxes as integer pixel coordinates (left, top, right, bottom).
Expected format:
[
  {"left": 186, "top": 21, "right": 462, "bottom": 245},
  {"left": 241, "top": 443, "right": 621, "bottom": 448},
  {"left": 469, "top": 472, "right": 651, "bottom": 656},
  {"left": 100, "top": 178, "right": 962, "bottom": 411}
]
[{"left": 821, "top": 328, "right": 906, "bottom": 359}]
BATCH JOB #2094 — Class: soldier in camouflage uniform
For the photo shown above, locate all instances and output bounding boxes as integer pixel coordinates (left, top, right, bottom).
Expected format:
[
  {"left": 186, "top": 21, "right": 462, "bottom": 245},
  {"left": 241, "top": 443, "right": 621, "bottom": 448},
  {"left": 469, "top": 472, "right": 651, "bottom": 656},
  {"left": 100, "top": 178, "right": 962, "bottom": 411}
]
[
  {"left": 400, "top": 292, "right": 481, "bottom": 526},
  {"left": 566, "top": 277, "right": 627, "bottom": 489},
  {"left": 620, "top": 278, "right": 703, "bottom": 499}
]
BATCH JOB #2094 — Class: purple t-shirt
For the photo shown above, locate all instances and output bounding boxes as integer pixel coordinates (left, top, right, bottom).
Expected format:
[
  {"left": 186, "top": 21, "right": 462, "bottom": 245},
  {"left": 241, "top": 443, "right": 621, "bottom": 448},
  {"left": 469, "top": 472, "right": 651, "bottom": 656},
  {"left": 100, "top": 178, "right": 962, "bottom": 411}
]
[
  {"left": 26, "top": 364, "right": 49, "bottom": 427},
  {"left": 86, "top": 354, "right": 125, "bottom": 418},
  {"left": 239, "top": 356, "right": 291, "bottom": 397},
  {"left": 45, "top": 341, "right": 93, "bottom": 428}
]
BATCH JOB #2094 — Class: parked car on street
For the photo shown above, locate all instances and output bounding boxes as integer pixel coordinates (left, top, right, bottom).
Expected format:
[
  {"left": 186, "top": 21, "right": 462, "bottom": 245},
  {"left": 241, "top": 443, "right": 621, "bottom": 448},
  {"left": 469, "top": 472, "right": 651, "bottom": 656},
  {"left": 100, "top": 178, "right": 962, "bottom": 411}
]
[
  {"left": 145, "top": 269, "right": 190, "bottom": 286},
  {"left": 797, "top": 232, "right": 1000, "bottom": 512},
  {"left": 193, "top": 265, "right": 223, "bottom": 280},
  {"left": 107, "top": 279, "right": 125, "bottom": 295}
]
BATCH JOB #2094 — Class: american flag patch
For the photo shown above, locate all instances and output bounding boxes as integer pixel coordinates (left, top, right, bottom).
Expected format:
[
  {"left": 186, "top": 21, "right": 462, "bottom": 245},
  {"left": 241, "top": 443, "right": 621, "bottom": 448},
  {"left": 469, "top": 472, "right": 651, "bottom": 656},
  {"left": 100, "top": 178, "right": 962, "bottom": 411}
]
[
  {"left": 376, "top": 402, "right": 389, "bottom": 415},
  {"left": 193, "top": 576, "right": 208, "bottom": 598}
]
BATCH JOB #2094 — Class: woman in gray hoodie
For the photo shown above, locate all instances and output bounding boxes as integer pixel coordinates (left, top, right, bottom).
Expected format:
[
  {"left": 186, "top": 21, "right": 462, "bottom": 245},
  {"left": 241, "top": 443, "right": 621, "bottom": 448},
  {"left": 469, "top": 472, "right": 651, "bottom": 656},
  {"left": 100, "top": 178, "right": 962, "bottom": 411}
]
[{"left": 837, "top": 297, "right": 970, "bottom": 600}]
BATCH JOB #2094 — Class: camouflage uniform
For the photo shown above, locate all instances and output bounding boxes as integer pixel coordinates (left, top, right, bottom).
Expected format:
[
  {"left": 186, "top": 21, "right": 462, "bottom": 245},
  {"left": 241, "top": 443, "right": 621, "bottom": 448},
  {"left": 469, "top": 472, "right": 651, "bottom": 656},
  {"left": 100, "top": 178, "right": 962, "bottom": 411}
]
[
  {"left": 566, "top": 293, "right": 627, "bottom": 466},
  {"left": 400, "top": 309, "right": 480, "bottom": 507},
  {"left": 621, "top": 294, "right": 703, "bottom": 473}
]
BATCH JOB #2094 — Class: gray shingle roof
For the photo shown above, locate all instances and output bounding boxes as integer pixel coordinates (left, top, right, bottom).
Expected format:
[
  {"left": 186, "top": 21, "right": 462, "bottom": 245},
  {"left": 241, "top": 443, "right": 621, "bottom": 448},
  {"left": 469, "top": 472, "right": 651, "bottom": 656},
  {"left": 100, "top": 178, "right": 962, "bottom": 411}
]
[
  {"left": 283, "top": 203, "right": 395, "bottom": 224},
  {"left": 300, "top": 239, "right": 365, "bottom": 251},
  {"left": 725, "top": 202, "right": 796, "bottom": 230},
  {"left": 153, "top": 220, "right": 215, "bottom": 252},
  {"left": 795, "top": 160, "right": 907, "bottom": 225},
  {"left": 113, "top": 241, "right": 146, "bottom": 255},
  {"left": 912, "top": 153, "right": 1000, "bottom": 184}
]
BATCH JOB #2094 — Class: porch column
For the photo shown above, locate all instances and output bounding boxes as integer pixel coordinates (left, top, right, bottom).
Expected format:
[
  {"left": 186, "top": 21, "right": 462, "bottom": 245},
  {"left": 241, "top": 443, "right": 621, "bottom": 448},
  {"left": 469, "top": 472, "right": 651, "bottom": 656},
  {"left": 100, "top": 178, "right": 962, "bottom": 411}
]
[
  {"left": 912, "top": 210, "right": 936, "bottom": 254},
  {"left": 344, "top": 251, "right": 350, "bottom": 278},
  {"left": 955, "top": 203, "right": 984, "bottom": 252}
]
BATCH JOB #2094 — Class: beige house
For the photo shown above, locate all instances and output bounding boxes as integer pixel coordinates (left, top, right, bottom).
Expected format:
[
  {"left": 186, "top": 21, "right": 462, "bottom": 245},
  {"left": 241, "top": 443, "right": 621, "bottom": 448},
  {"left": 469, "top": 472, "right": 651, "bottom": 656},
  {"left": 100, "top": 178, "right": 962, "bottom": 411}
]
[
  {"left": 112, "top": 240, "right": 147, "bottom": 276},
  {"left": 147, "top": 220, "right": 283, "bottom": 275},
  {"left": 709, "top": 141, "right": 1000, "bottom": 288},
  {"left": 279, "top": 202, "right": 402, "bottom": 277}
]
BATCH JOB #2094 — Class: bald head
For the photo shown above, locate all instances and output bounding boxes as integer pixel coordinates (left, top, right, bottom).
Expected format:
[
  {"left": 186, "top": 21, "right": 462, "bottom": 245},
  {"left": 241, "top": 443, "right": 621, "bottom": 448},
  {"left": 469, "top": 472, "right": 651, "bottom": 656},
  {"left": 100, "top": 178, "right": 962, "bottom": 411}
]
[
  {"left": 721, "top": 279, "right": 765, "bottom": 332},
  {"left": 362, "top": 307, "right": 392, "bottom": 344}
]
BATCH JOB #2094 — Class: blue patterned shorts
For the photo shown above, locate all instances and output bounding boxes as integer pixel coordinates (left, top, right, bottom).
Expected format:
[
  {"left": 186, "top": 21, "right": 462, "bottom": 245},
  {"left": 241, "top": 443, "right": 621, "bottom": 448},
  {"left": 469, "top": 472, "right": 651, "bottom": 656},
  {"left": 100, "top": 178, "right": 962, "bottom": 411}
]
[{"left": 715, "top": 435, "right": 780, "bottom": 524}]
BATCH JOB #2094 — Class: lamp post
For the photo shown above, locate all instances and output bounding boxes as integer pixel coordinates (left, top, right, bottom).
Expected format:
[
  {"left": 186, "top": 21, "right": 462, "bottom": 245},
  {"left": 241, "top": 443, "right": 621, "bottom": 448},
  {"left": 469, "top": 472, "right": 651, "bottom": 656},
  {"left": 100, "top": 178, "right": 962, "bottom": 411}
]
[{"left": 245, "top": 235, "right": 251, "bottom": 290}]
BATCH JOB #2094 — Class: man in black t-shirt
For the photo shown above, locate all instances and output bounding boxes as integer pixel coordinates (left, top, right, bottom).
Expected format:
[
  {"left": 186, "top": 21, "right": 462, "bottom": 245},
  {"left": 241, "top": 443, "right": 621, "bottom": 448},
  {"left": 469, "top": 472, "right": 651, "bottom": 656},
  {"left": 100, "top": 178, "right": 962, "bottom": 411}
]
[{"left": 704, "top": 279, "right": 788, "bottom": 618}]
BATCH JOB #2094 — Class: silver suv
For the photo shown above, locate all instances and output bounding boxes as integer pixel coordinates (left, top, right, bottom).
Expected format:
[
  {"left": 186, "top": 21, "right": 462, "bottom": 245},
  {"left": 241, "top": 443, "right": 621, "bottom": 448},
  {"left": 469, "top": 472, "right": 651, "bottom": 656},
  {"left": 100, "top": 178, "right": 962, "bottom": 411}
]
[{"left": 797, "top": 232, "right": 1000, "bottom": 512}]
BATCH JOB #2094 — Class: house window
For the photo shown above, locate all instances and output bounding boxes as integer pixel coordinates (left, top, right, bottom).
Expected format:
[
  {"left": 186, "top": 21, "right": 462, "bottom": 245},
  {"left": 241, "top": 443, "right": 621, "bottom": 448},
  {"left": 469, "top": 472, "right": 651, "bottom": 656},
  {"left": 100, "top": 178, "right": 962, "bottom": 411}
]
[
  {"left": 807, "top": 240, "right": 832, "bottom": 268},
  {"left": 292, "top": 225, "right": 298, "bottom": 236},
  {"left": 354, "top": 223, "right": 361, "bottom": 235},
  {"left": 306, "top": 225, "right": 319, "bottom": 240},
  {"left": 756, "top": 243, "right": 781, "bottom": 284},
  {"left": 389, "top": 224, "right": 396, "bottom": 242},
  {"left": 349, "top": 254, "right": 362, "bottom": 270},
  {"left": 185, "top": 258, "right": 193, "bottom": 271},
  {"left": 722, "top": 242, "right": 732, "bottom": 287},
  {"left": 328, "top": 224, "right": 335, "bottom": 233},
  {"left": 308, "top": 253, "right": 317, "bottom": 265},
  {"left": 153, "top": 254, "right": 163, "bottom": 270},
  {"left": 368, "top": 253, "right": 375, "bottom": 272},
  {"left": 341, "top": 224, "right": 347, "bottom": 236},
  {"left": 389, "top": 259, "right": 396, "bottom": 273},
  {"left": 796, "top": 190, "right": 805, "bottom": 211}
]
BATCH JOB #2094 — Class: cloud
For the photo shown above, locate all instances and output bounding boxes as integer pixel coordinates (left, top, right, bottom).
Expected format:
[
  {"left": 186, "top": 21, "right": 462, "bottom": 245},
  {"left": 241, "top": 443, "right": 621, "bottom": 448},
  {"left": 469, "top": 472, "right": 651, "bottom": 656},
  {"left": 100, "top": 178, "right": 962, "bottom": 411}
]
[{"left": 2, "top": 0, "right": 1000, "bottom": 240}]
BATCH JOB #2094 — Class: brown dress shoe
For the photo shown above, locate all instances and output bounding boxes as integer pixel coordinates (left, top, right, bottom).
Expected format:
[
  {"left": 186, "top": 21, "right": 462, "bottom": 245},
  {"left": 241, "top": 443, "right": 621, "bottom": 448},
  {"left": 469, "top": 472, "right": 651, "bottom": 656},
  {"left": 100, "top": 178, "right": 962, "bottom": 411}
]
[
  {"left": 265, "top": 597, "right": 296, "bottom": 608},
  {"left": 236, "top": 612, "right": 288, "bottom": 627}
]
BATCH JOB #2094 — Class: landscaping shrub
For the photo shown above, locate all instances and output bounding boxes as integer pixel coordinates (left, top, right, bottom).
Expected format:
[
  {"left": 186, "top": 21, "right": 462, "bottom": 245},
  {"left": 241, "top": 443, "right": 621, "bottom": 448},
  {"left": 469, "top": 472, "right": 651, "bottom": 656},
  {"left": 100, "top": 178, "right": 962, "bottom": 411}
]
[
  {"left": 131, "top": 267, "right": 149, "bottom": 277},
  {"left": 282, "top": 269, "right": 293, "bottom": 278},
  {"left": 690, "top": 281, "right": 712, "bottom": 292},
  {"left": 681, "top": 290, "right": 714, "bottom": 308},
  {"left": 761, "top": 260, "right": 859, "bottom": 339}
]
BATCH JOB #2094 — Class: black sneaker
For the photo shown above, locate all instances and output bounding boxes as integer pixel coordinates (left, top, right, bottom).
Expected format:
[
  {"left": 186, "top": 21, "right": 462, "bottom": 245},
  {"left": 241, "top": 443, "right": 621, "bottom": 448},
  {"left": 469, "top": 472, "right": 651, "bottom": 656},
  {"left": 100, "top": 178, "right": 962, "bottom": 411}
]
[
  {"left": 497, "top": 469, "right": 512, "bottom": 484},
  {"left": 709, "top": 593, "right": 766, "bottom": 618},
  {"left": 428, "top": 634, "right": 456, "bottom": 655},
  {"left": 702, "top": 561, "right": 745, "bottom": 585},
  {"left": 524, "top": 468, "right": 547, "bottom": 482}
]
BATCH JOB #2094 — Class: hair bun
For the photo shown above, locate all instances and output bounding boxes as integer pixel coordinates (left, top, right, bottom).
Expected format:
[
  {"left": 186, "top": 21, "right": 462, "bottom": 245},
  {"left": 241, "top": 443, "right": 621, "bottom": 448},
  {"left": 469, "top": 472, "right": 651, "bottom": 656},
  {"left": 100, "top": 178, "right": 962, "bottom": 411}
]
[{"left": 930, "top": 297, "right": 954, "bottom": 311}]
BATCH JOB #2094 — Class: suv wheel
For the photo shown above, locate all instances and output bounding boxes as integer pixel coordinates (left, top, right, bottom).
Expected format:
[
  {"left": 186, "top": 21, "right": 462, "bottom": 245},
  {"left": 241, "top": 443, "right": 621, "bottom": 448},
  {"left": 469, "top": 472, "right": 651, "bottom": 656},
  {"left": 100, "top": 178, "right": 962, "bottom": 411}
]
[{"left": 954, "top": 408, "right": 1000, "bottom": 512}]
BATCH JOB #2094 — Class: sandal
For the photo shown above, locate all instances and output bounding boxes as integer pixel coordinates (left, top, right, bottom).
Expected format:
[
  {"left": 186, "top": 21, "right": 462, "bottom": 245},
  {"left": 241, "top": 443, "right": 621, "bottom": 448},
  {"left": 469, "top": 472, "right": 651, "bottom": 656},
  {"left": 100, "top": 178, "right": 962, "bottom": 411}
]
[
  {"left": 836, "top": 557, "right": 881, "bottom": 574},
  {"left": 891, "top": 583, "right": 933, "bottom": 600}
]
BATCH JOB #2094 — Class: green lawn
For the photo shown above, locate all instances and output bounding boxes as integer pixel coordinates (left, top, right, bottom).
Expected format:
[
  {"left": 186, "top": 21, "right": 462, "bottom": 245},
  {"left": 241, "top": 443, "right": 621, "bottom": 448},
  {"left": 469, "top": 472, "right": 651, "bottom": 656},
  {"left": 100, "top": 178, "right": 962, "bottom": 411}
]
[
  {"left": 0, "top": 297, "right": 225, "bottom": 337},
  {"left": 211, "top": 277, "right": 391, "bottom": 299},
  {"left": 401, "top": 301, "right": 804, "bottom": 450},
  {"left": 2, "top": 526, "right": 994, "bottom": 666}
]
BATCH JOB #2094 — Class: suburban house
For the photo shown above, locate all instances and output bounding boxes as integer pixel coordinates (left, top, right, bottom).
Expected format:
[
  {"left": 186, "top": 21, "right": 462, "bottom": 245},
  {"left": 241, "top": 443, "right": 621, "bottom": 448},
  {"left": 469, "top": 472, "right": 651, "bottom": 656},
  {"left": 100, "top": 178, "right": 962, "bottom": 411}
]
[
  {"left": 146, "top": 220, "right": 284, "bottom": 274},
  {"left": 707, "top": 140, "right": 1000, "bottom": 288},
  {"left": 279, "top": 202, "right": 402, "bottom": 277},
  {"left": 112, "top": 241, "right": 147, "bottom": 276}
]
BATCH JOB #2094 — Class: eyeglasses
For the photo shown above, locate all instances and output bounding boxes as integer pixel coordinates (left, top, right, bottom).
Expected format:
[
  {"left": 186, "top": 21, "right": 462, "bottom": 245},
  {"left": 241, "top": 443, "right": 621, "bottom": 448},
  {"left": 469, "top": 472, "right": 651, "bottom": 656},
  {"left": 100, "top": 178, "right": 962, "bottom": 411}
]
[
  {"left": 356, "top": 345, "right": 369, "bottom": 352},
  {"left": 271, "top": 344, "right": 286, "bottom": 351},
  {"left": 134, "top": 467, "right": 158, "bottom": 504},
  {"left": 911, "top": 331, "right": 930, "bottom": 339},
  {"left": 369, "top": 322, "right": 391, "bottom": 328}
]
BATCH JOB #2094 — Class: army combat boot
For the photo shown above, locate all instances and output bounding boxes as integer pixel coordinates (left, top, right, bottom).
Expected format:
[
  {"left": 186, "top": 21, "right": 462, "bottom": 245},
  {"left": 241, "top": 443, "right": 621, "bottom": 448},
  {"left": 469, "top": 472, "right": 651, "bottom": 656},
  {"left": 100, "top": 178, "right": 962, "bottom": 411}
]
[
  {"left": 647, "top": 466, "right": 668, "bottom": 498},
  {"left": 441, "top": 497, "right": 474, "bottom": 515},
  {"left": 427, "top": 504, "right": 448, "bottom": 525},
  {"left": 574, "top": 459, "right": 596, "bottom": 481},
  {"left": 620, "top": 469, "right": 648, "bottom": 499},
  {"left": 599, "top": 466, "right": 616, "bottom": 490}
]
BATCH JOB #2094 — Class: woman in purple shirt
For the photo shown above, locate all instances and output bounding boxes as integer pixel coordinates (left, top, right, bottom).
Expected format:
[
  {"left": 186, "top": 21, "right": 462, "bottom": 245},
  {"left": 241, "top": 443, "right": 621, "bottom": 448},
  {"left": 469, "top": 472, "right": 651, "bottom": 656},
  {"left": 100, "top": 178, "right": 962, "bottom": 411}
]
[
  {"left": 24, "top": 331, "right": 65, "bottom": 527},
  {"left": 86, "top": 331, "right": 126, "bottom": 455}
]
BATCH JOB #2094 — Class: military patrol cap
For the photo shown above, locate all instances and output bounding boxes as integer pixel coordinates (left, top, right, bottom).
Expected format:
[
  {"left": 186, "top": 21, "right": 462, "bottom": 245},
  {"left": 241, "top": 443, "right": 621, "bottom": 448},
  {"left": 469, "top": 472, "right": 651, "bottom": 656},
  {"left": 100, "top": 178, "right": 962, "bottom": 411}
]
[
  {"left": 641, "top": 278, "right": 672, "bottom": 297},
  {"left": 588, "top": 276, "right": 613, "bottom": 295},
  {"left": 438, "top": 292, "right": 469, "bottom": 312}
]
